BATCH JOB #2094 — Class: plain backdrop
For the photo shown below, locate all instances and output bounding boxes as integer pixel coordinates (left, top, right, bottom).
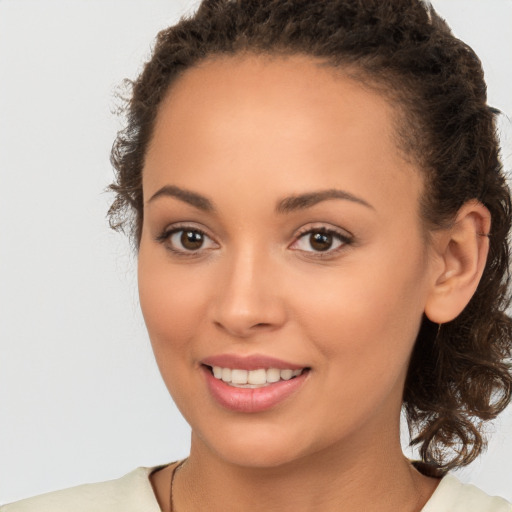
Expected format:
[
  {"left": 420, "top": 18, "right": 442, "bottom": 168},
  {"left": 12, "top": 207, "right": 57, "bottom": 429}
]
[{"left": 1, "top": 0, "right": 511, "bottom": 504}]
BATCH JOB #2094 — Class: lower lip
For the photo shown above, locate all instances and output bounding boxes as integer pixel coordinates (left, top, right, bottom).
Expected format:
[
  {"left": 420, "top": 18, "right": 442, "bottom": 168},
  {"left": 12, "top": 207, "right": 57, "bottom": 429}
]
[{"left": 203, "top": 366, "right": 308, "bottom": 413}]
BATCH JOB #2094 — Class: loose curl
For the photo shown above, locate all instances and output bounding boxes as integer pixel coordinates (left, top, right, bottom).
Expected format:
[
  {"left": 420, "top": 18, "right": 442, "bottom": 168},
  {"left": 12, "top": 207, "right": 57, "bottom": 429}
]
[{"left": 109, "top": 0, "right": 512, "bottom": 470}]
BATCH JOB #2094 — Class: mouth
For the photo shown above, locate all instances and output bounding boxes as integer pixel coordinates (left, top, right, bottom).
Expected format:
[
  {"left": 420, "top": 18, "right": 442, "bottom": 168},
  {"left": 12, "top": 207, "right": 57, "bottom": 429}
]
[
  {"left": 201, "top": 360, "right": 310, "bottom": 413},
  {"left": 200, "top": 354, "right": 310, "bottom": 412},
  {"left": 205, "top": 365, "right": 307, "bottom": 388}
]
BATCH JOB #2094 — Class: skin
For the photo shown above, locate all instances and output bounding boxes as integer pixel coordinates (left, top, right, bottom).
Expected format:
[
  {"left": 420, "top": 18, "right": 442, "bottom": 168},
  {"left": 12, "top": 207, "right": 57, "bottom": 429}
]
[{"left": 139, "top": 54, "right": 490, "bottom": 511}]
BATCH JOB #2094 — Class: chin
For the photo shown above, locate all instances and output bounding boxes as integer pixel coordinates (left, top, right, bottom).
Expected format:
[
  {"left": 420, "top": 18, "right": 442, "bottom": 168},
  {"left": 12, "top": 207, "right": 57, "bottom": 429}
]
[
  {"left": 192, "top": 420, "right": 333, "bottom": 470},
  {"left": 215, "top": 443, "right": 308, "bottom": 469}
]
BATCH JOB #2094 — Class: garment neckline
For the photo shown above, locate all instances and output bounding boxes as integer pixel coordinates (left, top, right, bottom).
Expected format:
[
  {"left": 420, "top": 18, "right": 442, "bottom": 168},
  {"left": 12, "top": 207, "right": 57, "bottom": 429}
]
[{"left": 142, "top": 461, "right": 449, "bottom": 512}]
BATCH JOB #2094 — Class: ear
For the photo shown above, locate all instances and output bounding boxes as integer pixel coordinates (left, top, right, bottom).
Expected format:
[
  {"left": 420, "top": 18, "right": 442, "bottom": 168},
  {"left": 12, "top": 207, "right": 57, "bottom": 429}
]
[{"left": 424, "top": 200, "right": 491, "bottom": 324}]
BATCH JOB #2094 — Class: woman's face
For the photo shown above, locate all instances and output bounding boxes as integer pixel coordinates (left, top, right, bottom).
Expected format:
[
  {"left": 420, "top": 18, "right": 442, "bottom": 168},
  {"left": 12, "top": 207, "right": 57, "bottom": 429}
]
[{"left": 138, "top": 54, "right": 439, "bottom": 467}]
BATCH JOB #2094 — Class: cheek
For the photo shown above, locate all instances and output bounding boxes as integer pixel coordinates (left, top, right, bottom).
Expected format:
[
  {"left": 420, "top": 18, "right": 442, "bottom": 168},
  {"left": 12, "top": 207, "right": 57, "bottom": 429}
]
[
  {"left": 137, "top": 253, "right": 211, "bottom": 410},
  {"left": 294, "top": 249, "right": 428, "bottom": 374},
  {"left": 292, "top": 268, "right": 427, "bottom": 436},
  {"left": 137, "top": 250, "right": 209, "bottom": 353}
]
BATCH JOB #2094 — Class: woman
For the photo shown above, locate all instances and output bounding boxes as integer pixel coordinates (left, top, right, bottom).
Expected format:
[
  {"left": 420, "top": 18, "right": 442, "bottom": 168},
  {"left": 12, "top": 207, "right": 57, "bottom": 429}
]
[{"left": 2, "top": 0, "right": 511, "bottom": 510}]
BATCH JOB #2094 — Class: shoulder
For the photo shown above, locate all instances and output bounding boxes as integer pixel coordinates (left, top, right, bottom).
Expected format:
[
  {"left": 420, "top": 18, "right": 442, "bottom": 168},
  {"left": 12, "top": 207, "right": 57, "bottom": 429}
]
[
  {"left": 0, "top": 467, "right": 162, "bottom": 512},
  {"left": 422, "top": 474, "right": 512, "bottom": 512}
]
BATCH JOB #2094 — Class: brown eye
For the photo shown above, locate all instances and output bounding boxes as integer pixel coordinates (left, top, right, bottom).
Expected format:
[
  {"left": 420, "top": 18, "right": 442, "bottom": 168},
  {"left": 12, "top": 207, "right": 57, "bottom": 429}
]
[
  {"left": 309, "top": 232, "right": 333, "bottom": 251},
  {"left": 163, "top": 227, "right": 218, "bottom": 254},
  {"left": 180, "top": 230, "right": 204, "bottom": 250},
  {"left": 292, "top": 227, "right": 351, "bottom": 255}
]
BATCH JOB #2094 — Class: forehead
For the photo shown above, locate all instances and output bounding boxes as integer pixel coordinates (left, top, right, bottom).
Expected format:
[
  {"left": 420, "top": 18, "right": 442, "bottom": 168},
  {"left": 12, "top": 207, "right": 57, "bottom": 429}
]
[
  {"left": 152, "top": 53, "right": 399, "bottom": 153},
  {"left": 144, "top": 53, "right": 423, "bottom": 217}
]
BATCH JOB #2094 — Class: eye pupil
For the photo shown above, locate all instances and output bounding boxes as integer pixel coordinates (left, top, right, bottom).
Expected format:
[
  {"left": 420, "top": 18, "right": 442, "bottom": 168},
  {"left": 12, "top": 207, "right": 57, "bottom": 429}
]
[
  {"left": 181, "top": 230, "right": 204, "bottom": 250},
  {"left": 310, "top": 232, "right": 332, "bottom": 251}
]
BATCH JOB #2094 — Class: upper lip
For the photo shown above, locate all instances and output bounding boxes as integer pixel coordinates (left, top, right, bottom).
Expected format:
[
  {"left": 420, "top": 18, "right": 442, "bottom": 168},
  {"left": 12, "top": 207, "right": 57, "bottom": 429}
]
[{"left": 201, "top": 354, "right": 306, "bottom": 371}]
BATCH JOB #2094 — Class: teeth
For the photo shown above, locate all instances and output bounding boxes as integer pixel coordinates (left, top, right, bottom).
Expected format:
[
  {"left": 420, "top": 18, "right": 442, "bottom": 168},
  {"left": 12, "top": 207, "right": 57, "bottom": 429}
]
[
  {"left": 280, "top": 369, "right": 293, "bottom": 381},
  {"left": 221, "top": 367, "right": 231, "bottom": 382},
  {"left": 248, "top": 368, "right": 267, "bottom": 385},
  {"left": 266, "top": 368, "right": 281, "bottom": 383},
  {"left": 211, "top": 366, "right": 305, "bottom": 387},
  {"left": 231, "top": 369, "right": 248, "bottom": 385}
]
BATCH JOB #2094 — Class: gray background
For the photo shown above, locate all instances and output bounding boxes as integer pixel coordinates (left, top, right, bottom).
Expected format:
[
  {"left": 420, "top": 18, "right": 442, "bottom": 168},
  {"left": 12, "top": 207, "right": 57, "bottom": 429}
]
[{"left": 1, "top": 0, "right": 511, "bottom": 504}]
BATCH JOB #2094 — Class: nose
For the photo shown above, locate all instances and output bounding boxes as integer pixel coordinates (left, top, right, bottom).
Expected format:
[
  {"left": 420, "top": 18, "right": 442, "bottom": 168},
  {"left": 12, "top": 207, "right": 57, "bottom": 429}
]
[{"left": 210, "top": 248, "right": 287, "bottom": 338}]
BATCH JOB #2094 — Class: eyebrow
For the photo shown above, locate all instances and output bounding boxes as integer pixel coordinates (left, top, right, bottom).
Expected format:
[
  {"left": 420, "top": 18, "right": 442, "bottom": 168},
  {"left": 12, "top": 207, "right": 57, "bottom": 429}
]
[
  {"left": 147, "top": 185, "right": 215, "bottom": 212},
  {"left": 147, "top": 185, "right": 373, "bottom": 213},
  {"left": 276, "top": 189, "right": 374, "bottom": 213}
]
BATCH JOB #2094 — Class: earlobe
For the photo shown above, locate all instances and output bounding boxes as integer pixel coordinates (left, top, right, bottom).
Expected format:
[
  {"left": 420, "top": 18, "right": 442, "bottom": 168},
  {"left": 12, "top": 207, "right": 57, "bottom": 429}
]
[{"left": 424, "top": 200, "right": 491, "bottom": 324}]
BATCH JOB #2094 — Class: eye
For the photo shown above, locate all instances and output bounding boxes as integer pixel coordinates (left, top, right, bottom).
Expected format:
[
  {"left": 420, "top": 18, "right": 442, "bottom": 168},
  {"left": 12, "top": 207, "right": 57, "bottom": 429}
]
[
  {"left": 157, "top": 226, "right": 218, "bottom": 255},
  {"left": 291, "top": 227, "right": 352, "bottom": 254}
]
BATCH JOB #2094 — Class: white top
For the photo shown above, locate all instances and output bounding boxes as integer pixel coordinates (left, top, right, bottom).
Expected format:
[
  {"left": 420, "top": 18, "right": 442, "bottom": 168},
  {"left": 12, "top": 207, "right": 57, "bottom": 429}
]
[{"left": 1, "top": 467, "right": 511, "bottom": 512}]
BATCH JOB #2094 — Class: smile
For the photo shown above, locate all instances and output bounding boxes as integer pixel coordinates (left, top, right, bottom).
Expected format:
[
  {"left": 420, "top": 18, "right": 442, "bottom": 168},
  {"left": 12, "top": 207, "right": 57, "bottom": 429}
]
[
  {"left": 210, "top": 366, "right": 305, "bottom": 388},
  {"left": 202, "top": 359, "right": 310, "bottom": 412}
]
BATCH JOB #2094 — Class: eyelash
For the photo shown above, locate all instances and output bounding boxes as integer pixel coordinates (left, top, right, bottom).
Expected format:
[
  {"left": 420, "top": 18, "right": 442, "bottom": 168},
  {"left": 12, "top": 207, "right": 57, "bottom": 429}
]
[
  {"left": 155, "top": 224, "right": 353, "bottom": 258},
  {"left": 155, "top": 224, "right": 216, "bottom": 257},
  {"left": 291, "top": 226, "right": 353, "bottom": 258}
]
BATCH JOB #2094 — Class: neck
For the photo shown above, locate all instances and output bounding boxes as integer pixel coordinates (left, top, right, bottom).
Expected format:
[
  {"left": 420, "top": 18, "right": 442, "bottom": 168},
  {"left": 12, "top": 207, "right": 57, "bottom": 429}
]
[{"left": 172, "top": 429, "right": 438, "bottom": 512}]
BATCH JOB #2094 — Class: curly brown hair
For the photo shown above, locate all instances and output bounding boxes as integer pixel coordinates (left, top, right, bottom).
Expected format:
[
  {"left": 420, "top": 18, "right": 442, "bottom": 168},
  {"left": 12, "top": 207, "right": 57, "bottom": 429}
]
[{"left": 109, "top": 0, "right": 512, "bottom": 470}]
